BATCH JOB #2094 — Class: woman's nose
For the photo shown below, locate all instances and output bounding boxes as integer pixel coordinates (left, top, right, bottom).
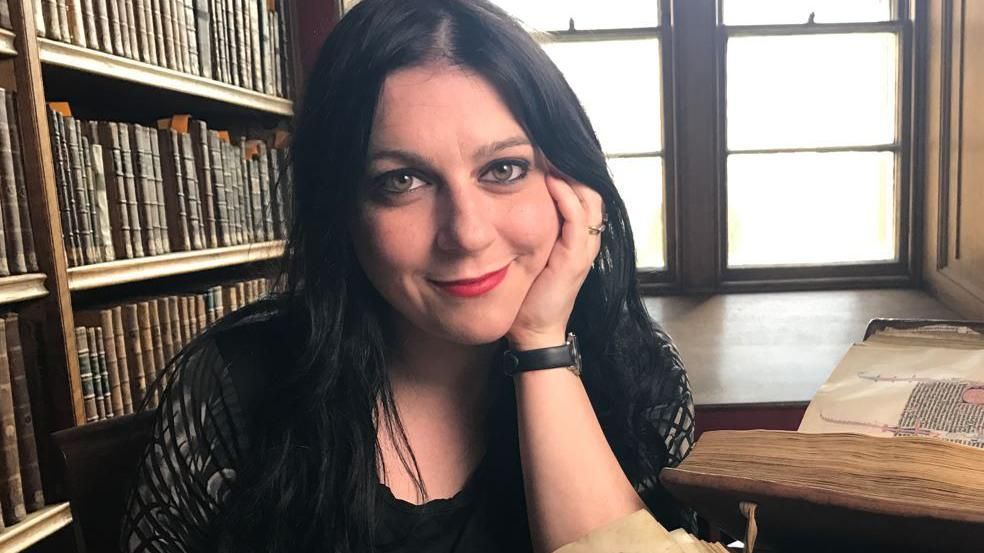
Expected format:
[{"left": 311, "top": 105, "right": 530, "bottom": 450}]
[{"left": 434, "top": 180, "right": 496, "bottom": 254}]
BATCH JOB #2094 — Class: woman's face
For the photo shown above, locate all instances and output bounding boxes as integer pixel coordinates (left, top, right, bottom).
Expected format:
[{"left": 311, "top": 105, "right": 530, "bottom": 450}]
[{"left": 352, "top": 63, "right": 560, "bottom": 346}]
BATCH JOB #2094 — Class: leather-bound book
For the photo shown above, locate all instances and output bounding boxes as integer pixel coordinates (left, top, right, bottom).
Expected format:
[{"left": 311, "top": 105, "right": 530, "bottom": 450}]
[
  {"left": 97, "top": 310, "right": 124, "bottom": 415},
  {"left": 94, "top": 327, "right": 115, "bottom": 418},
  {"left": 67, "top": 0, "right": 88, "bottom": 47},
  {"left": 2, "top": 314, "right": 43, "bottom": 512},
  {"left": 65, "top": 116, "right": 96, "bottom": 265},
  {"left": 47, "top": 110, "right": 76, "bottom": 267},
  {"left": 158, "top": 128, "right": 190, "bottom": 251},
  {"left": 0, "top": 90, "right": 25, "bottom": 274},
  {"left": 91, "top": 0, "right": 111, "bottom": 52},
  {"left": 150, "top": 0, "right": 166, "bottom": 67},
  {"left": 129, "top": 124, "right": 160, "bottom": 256},
  {"left": 166, "top": 296, "right": 181, "bottom": 353},
  {"left": 79, "top": 135, "right": 103, "bottom": 263},
  {"left": 103, "top": 0, "right": 122, "bottom": 55},
  {"left": 148, "top": 299, "right": 166, "bottom": 378},
  {"left": 117, "top": 123, "right": 145, "bottom": 257},
  {"left": 110, "top": 306, "right": 133, "bottom": 413},
  {"left": 123, "top": 0, "right": 139, "bottom": 59},
  {"left": 159, "top": 0, "right": 177, "bottom": 70},
  {"left": 132, "top": 0, "right": 150, "bottom": 63},
  {"left": 257, "top": 142, "right": 273, "bottom": 241},
  {"left": 80, "top": 0, "right": 98, "bottom": 50},
  {"left": 96, "top": 121, "right": 133, "bottom": 259},
  {"left": 194, "top": 0, "right": 211, "bottom": 78},
  {"left": 89, "top": 143, "right": 116, "bottom": 262},
  {"left": 183, "top": 0, "right": 199, "bottom": 75},
  {"left": 43, "top": 0, "right": 62, "bottom": 41},
  {"left": 189, "top": 120, "right": 217, "bottom": 248},
  {"left": 8, "top": 93, "right": 39, "bottom": 272},
  {"left": 176, "top": 295, "right": 190, "bottom": 347},
  {"left": 136, "top": 301, "right": 158, "bottom": 408},
  {"left": 209, "top": 0, "right": 226, "bottom": 82},
  {"left": 122, "top": 303, "right": 147, "bottom": 407},
  {"left": 156, "top": 297, "right": 174, "bottom": 362},
  {"left": 0, "top": 319, "right": 25, "bottom": 525},
  {"left": 75, "top": 325, "right": 98, "bottom": 422},
  {"left": 247, "top": 0, "right": 260, "bottom": 90},
  {"left": 195, "top": 294, "right": 207, "bottom": 334},
  {"left": 209, "top": 130, "right": 230, "bottom": 246},
  {"left": 148, "top": 124, "right": 170, "bottom": 253},
  {"left": 179, "top": 132, "right": 204, "bottom": 249},
  {"left": 85, "top": 327, "right": 106, "bottom": 419}
]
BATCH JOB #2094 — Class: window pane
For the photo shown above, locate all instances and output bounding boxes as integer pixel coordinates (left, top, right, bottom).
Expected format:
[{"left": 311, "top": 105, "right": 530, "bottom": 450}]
[
  {"left": 723, "top": 0, "right": 892, "bottom": 25},
  {"left": 727, "top": 152, "right": 896, "bottom": 267},
  {"left": 544, "top": 39, "right": 662, "bottom": 155},
  {"left": 493, "top": 0, "right": 660, "bottom": 32},
  {"left": 609, "top": 157, "right": 665, "bottom": 269},
  {"left": 727, "top": 33, "right": 897, "bottom": 150}
]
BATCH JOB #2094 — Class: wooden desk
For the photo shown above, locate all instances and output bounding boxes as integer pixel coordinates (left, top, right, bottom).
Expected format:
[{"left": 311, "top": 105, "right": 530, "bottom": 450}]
[{"left": 644, "top": 289, "right": 960, "bottom": 437}]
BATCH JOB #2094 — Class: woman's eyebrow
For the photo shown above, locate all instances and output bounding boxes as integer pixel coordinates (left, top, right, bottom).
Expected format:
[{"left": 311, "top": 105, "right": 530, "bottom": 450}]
[{"left": 367, "top": 136, "right": 531, "bottom": 168}]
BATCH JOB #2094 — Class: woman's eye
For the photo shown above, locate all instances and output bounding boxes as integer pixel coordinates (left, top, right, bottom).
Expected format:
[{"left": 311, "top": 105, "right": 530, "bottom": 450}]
[
  {"left": 378, "top": 172, "right": 427, "bottom": 195},
  {"left": 481, "top": 160, "right": 528, "bottom": 184}
]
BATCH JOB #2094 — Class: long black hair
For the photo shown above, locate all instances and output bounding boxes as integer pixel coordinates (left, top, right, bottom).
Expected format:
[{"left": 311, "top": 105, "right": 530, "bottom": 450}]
[{"left": 154, "top": 0, "right": 688, "bottom": 551}]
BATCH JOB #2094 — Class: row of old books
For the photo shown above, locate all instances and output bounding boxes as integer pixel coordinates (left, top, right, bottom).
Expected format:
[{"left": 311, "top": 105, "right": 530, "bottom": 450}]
[
  {"left": 0, "top": 89, "right": 41, "bottom": 278},
  {"left": 32, "top": 0, "right": 295, "bottom": 98},
  {"left": 0, "top": 1, "right": 10, "bottom": 30},
  {"left": 73, "top": 276, "right": 270, "bottom": 423},
  {"left": 0, "top": 312, "right": 46, "bottom": 530},
  {"left": 48, "top": 107, "right": 290, "bottom": 268}
]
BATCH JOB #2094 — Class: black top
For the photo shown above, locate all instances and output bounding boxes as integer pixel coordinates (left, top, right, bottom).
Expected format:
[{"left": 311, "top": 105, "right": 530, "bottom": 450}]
[{"left": 119, "top": 313, "right": 696, "bottom": 552}]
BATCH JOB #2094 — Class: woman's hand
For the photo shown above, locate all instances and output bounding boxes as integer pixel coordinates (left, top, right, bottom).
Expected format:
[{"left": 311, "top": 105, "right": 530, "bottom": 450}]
[{"left": 506, "top": 166, "right": 605, "bottom": 351}]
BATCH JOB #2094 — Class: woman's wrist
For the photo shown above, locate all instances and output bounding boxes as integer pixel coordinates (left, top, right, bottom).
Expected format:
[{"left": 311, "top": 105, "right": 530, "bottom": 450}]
[{"left": 507, "top": 332, "right": 567, "bottom": 352}]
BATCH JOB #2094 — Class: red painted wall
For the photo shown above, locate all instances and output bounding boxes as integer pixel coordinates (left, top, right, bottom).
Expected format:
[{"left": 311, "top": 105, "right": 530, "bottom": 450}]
[{"left": 295, "top": 0, "right": 340, "bottom": 83}]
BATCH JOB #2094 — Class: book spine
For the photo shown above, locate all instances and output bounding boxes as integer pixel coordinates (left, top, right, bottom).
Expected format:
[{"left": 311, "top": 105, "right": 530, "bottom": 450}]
[
  {"left": 7, "top": 95, "right": 38, "bottom": 273},
  {"left": 175, "top": 295, "right": 189, "bottom": 346},
  {"left": 148, "top": 299, "right": 165, "bottom": 388},
  {"left": 80, "top": 136, "right": 104, "bottom": 263},
  {"left": 75, "top": 325, "right": 98, "bottom": 422},
  {"left": 56, "top": 0, "right": 71, "bottom": 45},
  {"left": 148, "top": 128, "right": 170, "bottom": 253},
  {"left": 156, "top": 297, "right": 173, "bottom": 362},
  {"left": 231, "top": 0, "right": 244, "bottom": 87},
  {"left": 195, "top": 294, "right": 207, "bottom": 334},
  {"left": 270, "top": 2, "right": 280, "bottom": 97},
  {"left": 129, "top": 124, "right": 158, "bottom": 256},
  {"left": 133, "top": 0, "right": 150, "bottom": 63},
  {"left": 247, "top": 150, "right": 260, "bottom": 242},
  {"left": 159, "top": 129, "right": 190, "bottom": 251},
  {"left": 86, "top": 327, "right": 107, "bottom": 419},
  {"left": 209, "top": 131, "right": 230, "bottom": 246},
  {"left": 191, "top": 121, "right": 217, "bottom": 248},
  {"left": 246, "top": 0, "right": 259, "bottom": 90},
  {"left": 81, "top": 0, "right": 98, "bottom": 49},
  {"left": 122, "top": 303, "right": 147, "bottom": 407},
  {"left": 258, "top": 143, "right": 273, "bottom": 241},
  {"left": 0, "top": 319, "right": 25, "bottom": 526},
  {"left": 97, "top": 122, "right": 132, "bottom": 258},
  {"left": 166, "top": 296, "right": 181, "bottom": 352},
  {"left": 183, "top": 0, "right": 199, "bottom": 75},
  {"left": 66, "top": 117, "right": 96, "bottom": 265},
  {"left": 93, "top": 310, "right": 123, "bottom": 416},
  {"left": 179, "top": 133, "right": 204, "bottom": 249},
  {"left": 172, "top": 0, "right": 188, "bottom": 72},
  {"left": 2, "top": 315, "right": 43, "bottom": 513},
  {"left": 109, "top": 306, "right": 132, "bottom": 414},
  {"left": 43, "top": 0, "right": 61, "bottom": 41},
  {"left": 195, "top": 0, "right": 211, "bottom": 79},
  {"left": 91, "top": 0, "right": 111, "bottom": 52},
  {"left": 47, "top": 110, "right": 73, "bottom": 267},
  {"left": 90, "top": 142, "right": 117, "bottom": 261},
  {"left": 150, "top": 0, "right": 166, "bottom": 67},
  {"left": 159, "top": 0, "right": 176, "bottom": 70},
  {"left": 103, "top": 0, "right": 122, "bottom": 55},
  {"left": 117, "top": 124, "right": 144, "bottom": 257},
  {"left": 0, "top": 91, "right": 25, "bottom": 274},
  {"left": 136, "top": 301, "right": 158, "bottom": 408},
  {"left": 123, "top": 0, "right": 140, "bottom": 58},
  {"left": 67, "top": 0, "right": 87, "bottom": 47}
]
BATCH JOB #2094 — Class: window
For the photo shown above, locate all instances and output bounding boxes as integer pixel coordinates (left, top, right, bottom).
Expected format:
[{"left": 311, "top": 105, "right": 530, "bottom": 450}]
[{"left": 492, "top": 1, "right": 669, "bottom": 270}]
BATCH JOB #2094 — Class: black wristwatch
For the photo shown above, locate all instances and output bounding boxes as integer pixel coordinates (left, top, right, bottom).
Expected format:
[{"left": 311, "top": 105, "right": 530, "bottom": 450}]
[{"left": 503, "top": 332, "right": 582, "bottom": 378}]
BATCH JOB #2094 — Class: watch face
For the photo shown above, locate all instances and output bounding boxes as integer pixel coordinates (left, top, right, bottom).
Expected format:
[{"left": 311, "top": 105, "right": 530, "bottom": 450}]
[{"left": 567, "top": 332, "right": 582, "bottom": 372}]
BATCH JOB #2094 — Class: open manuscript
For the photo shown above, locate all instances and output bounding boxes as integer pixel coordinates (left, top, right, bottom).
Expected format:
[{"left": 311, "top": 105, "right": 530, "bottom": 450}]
[{"left": 660, "top": 319, "right": 984, "bottom": 553}]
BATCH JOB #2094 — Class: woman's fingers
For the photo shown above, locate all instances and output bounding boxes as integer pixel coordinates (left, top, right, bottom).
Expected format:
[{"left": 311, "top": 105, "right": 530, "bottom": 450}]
[{"left": 545, "top": 170, "right": 605, "bottom": 267}]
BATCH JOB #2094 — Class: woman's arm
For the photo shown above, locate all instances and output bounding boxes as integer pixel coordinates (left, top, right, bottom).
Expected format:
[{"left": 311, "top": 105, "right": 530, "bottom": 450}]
[{"left": 513, "top": 355, "right": 646, "bottom": 553}]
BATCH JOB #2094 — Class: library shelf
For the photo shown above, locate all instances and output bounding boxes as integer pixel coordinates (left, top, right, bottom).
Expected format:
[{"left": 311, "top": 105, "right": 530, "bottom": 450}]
[
  {"left": 37, "top": 38, "right": 293, "bottom": 116},
  {"left": 0, "top": 273, "right": 48, "bottom": 306},
  {"left": 0, "top": 28, "right": 15, "bottom": 57},
  {"left": 67, "top": 241, "right": 285, "bottom": 291},
  {"left": 0, "top": 502, "right": 74, "bottom": 553}
]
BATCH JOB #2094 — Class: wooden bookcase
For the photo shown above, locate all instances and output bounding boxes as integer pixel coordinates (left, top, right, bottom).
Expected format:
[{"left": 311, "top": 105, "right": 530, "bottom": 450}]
[{"left": 0, "top": 0, "right": 299, "bottom": 549}]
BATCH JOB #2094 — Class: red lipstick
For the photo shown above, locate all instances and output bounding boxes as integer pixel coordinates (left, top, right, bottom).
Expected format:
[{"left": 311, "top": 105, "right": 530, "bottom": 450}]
[{"left": 431, "top": 264, "right": 509, "bottom": 298}]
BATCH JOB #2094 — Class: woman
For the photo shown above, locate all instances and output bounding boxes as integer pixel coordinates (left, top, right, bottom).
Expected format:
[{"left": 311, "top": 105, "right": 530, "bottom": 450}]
[{"left": 120, "top": 0, "right": 697, "bottom": 552}]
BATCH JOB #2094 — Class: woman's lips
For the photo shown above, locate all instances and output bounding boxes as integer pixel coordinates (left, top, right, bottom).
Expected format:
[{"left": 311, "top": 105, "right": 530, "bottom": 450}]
[{"left": 431, "top": 264, "right": 510, "bottom": 298}]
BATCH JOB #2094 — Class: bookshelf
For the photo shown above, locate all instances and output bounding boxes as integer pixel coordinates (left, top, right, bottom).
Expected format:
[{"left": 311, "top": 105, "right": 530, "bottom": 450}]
[
  {"left": 0, "top": 0, "right": 301, "bottom": 548},
  {"left": 68, "top": 240, "right": 284, "bottom": 291},
  {"left": 0, "top": 274, "right": 47, "bottom": 305},
  {"left": 0, "top": 28, "right": 15, "bottom": 56},
  {"left": 0, "top": 502, "right": 73, "bottom": 552},
  {"left": 38, "top": 38, "right": 293, "bottom": 116}
]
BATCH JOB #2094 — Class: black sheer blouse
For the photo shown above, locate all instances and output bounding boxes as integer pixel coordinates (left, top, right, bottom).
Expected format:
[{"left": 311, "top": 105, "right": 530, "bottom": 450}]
[{"left": 119, "top": 314, "right": 696, "bottom": 552}]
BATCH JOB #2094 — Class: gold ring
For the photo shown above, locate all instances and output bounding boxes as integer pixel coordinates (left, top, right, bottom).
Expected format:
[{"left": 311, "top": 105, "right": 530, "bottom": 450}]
[{"left": 588, "top": 223, "right": 607, "bottom": 235}]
